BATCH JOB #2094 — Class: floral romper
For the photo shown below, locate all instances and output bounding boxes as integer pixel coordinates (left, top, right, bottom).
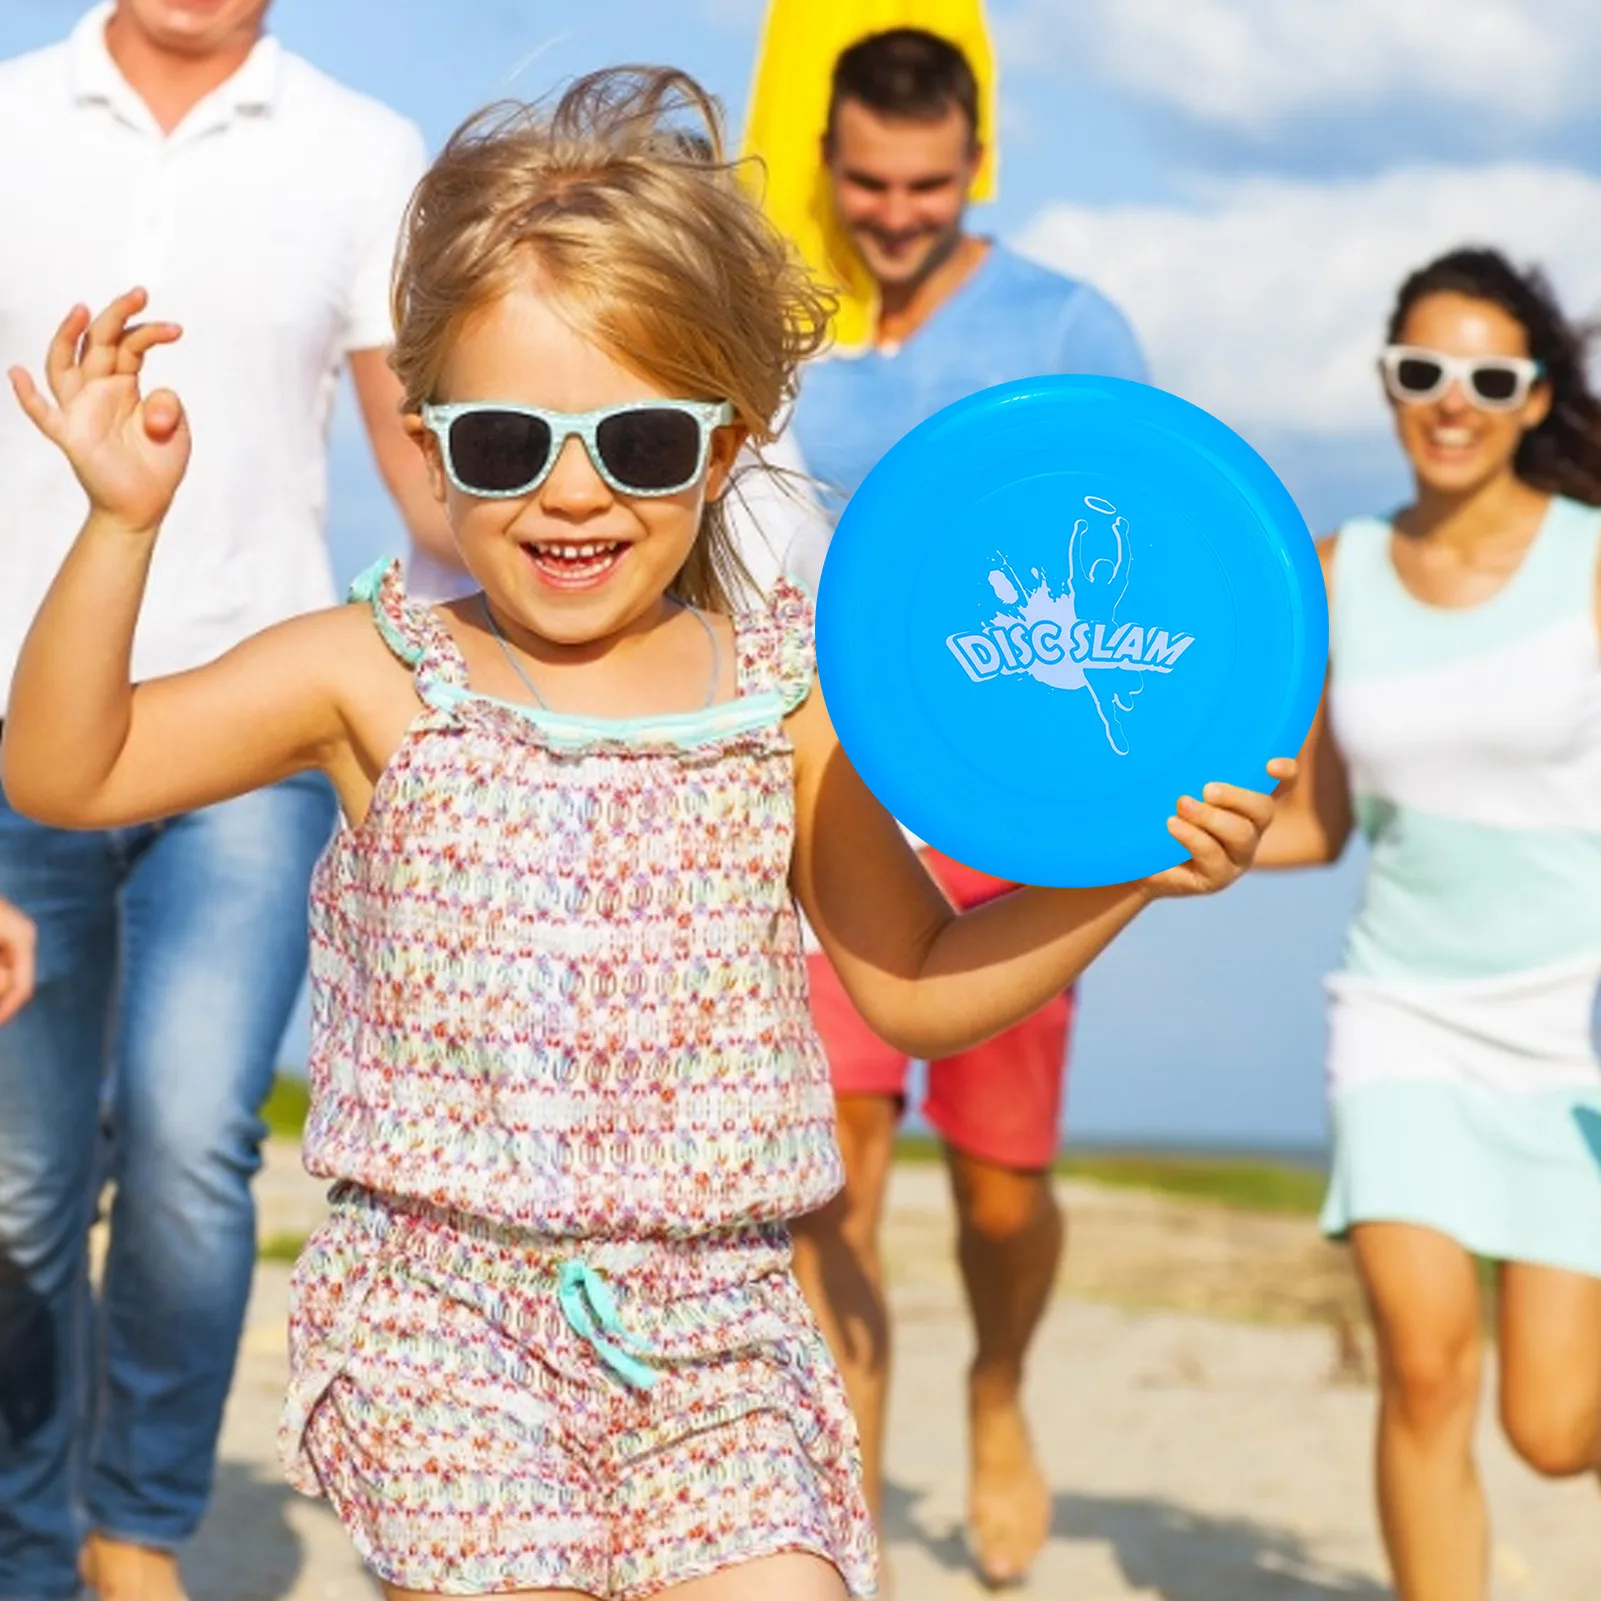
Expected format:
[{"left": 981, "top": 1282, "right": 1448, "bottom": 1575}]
[{"left": 277, "top": 561, "right": 877, "bottom": 1599}]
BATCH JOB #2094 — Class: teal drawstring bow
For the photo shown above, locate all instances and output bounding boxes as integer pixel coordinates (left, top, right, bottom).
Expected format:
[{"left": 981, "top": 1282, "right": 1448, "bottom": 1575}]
[{"left": 557, "top": 1260, "right": 658, "bottom": 1390}]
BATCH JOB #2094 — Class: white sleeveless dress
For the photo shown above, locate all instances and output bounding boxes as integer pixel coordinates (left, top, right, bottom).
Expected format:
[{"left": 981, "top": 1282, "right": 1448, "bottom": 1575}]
[{"left": 1323, "top": 495, "right": 1601, "bottom": 1276}]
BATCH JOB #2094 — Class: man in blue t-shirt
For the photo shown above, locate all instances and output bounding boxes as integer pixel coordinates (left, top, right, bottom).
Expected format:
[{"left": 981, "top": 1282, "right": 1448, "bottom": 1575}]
[
  {"left": 788, "top": 28, "right": 1147, "bottom": 1590},
  {"left": 791, "top": 35, "right": 1145, "bottom": 511}
]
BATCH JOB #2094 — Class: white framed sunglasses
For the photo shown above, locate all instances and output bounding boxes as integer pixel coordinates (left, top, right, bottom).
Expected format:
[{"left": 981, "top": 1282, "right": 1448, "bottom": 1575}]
[
  {"left": 1379, "top": 345, "right": 1545, "bottom": 412},
  {"left": 419, "top": 398, "right": 735, "bottom": 499}
]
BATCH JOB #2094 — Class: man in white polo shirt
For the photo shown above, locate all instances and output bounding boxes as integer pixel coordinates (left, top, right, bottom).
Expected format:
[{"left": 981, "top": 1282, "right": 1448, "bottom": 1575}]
[{"left": 0, "top": 6, "right": 444, "bottom": 1599}]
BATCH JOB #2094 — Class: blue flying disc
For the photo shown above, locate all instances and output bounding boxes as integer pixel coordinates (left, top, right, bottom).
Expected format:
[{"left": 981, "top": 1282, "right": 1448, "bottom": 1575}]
[{"left": 814, "top": 376, "right": 1328, "bottom": 888}]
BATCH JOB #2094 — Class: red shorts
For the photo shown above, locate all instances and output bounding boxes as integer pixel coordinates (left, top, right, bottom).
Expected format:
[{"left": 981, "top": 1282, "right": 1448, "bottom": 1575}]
[{"left": 806, "top": 849, "right": 1074, "bottom": 1172}]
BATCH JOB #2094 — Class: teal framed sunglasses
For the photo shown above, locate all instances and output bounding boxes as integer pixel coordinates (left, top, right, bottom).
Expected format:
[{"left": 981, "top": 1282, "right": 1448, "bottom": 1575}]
[{"left": 419, "top": 398, "right": 735, "bottom": 499}]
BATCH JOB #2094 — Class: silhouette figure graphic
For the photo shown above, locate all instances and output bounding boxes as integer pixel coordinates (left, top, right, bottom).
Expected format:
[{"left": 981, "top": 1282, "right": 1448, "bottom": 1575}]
[{"left": 1067, "top": 497, "right": 1144, "bottom": 753}]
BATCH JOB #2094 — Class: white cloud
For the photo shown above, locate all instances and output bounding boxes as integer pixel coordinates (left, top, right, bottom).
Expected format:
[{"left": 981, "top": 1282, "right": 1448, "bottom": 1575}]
[
  {"left": 1014, "top": 163, "right": 1601, "bottom": 433},
  {"left": 997, "top": 0, "right": 1601, "bottom": 132}
]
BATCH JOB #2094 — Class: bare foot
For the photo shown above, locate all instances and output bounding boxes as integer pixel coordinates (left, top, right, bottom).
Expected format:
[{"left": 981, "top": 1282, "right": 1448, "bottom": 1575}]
[
  {"left": 79, "top": 1533, "right": 189, "bottom": 1601},
  {"left": 966, "top": 1369, "right": 1050, "bottom": 1589}
]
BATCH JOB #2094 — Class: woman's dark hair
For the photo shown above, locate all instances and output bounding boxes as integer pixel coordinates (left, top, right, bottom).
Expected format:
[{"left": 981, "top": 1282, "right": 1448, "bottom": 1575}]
[
  {"left": 825, "top": 28, "right": 980, "bottom": 149},
  {"left": 1387, "top": 246, "right": 1601, "bottom": 506}
]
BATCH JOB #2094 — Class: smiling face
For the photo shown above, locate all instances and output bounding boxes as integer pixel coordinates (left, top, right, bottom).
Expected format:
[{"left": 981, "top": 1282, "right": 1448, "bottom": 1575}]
[
  {"left": 824, "top": 97, "right": 979, "bottom": 291},
  {"left": 412, "top": 282, "right": 742, "bottom": 649},
  {"left": 112, "top": 0, "right": 271, "bottom": 55},
  {"left": 1388, "top": 291, "right": 1552, "bottom": 499}
]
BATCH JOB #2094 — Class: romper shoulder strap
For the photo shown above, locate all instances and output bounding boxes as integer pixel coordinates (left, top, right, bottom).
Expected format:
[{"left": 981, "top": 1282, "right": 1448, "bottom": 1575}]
[
  {"left": 735, "top": 576, "right": 816, "bottom": 713},
  {"left": 348, "top": 558, "right": 470, "bottom": 702}
]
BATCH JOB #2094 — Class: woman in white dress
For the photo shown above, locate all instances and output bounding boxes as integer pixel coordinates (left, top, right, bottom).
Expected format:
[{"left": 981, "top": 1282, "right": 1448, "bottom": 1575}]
[{"left": 1261, "top": 247, "right": 1601, "bottom": 1601}]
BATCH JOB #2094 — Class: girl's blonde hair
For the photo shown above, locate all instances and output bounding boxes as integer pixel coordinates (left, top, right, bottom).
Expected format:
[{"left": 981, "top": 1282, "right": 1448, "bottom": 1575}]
[{"left": 391, "top": 67, "right": 834, "bottom": 612}]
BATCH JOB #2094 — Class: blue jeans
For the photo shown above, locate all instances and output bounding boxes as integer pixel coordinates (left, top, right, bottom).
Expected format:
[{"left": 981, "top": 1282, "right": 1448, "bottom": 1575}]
[{"left": 0, "top": 775, "right": 335, "bottom": 1601}]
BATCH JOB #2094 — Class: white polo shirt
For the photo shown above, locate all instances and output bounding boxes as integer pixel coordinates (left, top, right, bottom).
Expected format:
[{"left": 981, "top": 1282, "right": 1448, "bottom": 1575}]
[{"left": 0, "top": 4, "right": 426, "bottom": 698}]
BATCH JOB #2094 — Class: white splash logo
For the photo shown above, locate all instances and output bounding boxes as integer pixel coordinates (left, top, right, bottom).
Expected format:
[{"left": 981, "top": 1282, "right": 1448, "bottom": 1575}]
[{"left": 944, "top": 496, "right": 1195, "bottom": 755}]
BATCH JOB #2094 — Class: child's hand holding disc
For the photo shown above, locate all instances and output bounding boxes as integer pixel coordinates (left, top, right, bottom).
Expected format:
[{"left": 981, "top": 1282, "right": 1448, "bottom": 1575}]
[{"left": 1145, "top": 761, "right": 1298, "bottom": 899}]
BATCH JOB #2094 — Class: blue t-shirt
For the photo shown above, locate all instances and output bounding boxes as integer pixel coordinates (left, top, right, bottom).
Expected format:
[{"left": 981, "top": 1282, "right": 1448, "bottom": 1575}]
[{"left": 791, "top": 242, "right": 1146, "bottom": 511}]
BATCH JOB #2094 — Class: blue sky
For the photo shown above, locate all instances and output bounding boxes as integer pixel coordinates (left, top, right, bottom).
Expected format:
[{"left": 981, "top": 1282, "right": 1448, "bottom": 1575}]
[{"left": 5, "top": 1, "right": 1598, "bottom": 1147}]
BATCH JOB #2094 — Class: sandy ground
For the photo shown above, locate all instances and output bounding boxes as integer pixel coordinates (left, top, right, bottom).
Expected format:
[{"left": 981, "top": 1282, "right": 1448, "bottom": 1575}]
[{"left": 177, "top": 1143, "right": 1601, "bottom": 1600}]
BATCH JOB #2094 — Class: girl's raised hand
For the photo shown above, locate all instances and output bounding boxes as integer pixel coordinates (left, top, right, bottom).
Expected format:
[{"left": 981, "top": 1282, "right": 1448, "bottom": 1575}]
[
  {"left": 8, "top": 288, "right": 188, "bottom": 536},
  {"left": 1143, "top": 757, "right": 1298, "bottom": 899}
]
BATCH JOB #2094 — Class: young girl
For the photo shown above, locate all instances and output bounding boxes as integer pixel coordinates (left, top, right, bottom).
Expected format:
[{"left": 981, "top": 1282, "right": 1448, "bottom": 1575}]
[
  {"left": 1259, "top": 247, "right": 1601, "bottom": 1601},
  {"left": 2, "top": 69, "right": 1288, "bottom": 1601}
]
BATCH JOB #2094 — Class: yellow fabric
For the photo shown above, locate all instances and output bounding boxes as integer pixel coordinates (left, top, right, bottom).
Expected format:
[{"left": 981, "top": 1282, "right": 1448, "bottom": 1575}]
[{"left": 740, "top": 0, "right": 998, "bottom": 352}]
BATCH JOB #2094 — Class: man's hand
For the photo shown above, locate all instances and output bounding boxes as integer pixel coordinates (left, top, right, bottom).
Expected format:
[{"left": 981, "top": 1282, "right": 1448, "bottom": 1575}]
[{"left": 0, "top": 897, "right": 37, "bottom": 1026}]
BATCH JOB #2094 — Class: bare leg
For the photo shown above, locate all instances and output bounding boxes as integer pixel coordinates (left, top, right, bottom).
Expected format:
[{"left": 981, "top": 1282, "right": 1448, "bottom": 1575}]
[
  {"left": 1351, "top": 1222, "right": 1487, "bottom": 1601},
  {"left": 944, "top": 1146, "right": 1061, "bottom": 1587},
  {"left": 664, "top": 1551, "right": 849, "bottom": 1598},
  {"left": 791, "top": 1094, "right": 900, "bottom": 1530},
  {"left": 382, "top": 1551, "right": 848, "bottom": 1601},
  {"left": 382, "top": 1587, "right": 595, "bottom": 1601},
  {"left": 79, "top": 1536, "right": 189, "bottom": 1601},
  {"left": 1497, "top": 1259, "right": 1601, "bottom": 1476}
]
